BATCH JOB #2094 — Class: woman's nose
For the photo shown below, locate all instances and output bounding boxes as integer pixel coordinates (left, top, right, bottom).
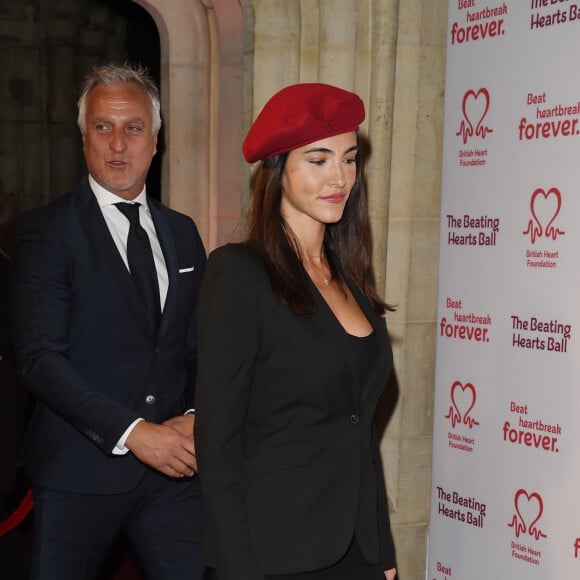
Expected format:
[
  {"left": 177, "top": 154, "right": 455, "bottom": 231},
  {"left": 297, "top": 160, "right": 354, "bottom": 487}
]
[{"left": 329, "top": 164, "right": 346, "bottom": 187}]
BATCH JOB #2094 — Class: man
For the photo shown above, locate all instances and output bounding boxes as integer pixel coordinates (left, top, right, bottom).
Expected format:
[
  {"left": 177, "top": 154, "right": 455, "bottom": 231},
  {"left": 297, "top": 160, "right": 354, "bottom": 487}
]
[{"left": 12, "top": 63, "right": 206, "bottom": 580}]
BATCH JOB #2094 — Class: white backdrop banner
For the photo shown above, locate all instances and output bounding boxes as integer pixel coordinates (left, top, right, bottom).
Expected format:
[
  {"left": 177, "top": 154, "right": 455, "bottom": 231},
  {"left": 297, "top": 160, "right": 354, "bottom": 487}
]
[{"left": 427, "top": 1, "right": 580, "bottom": 579}]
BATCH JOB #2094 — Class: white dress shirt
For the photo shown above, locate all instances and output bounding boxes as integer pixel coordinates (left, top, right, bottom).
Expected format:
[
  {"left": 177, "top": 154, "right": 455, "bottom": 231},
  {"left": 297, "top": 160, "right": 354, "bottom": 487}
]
[
  {"left": 90, "top": 175, "right": 169, "bottom": 308},
  {"left": 90, "top": 176, "right": 169, "bottom": 454}
]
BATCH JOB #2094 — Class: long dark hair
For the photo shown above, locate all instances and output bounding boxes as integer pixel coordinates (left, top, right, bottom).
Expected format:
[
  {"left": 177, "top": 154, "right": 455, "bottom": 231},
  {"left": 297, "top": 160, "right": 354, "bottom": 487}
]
[{"left": 244, "top": 145, "right": 392, "bottom": 316}]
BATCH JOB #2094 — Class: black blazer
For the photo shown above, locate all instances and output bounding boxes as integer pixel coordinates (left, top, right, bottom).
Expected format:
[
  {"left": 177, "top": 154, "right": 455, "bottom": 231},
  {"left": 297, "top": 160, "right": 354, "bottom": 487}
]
[
  {"left": 195, "top": 244, "right": 396, "bottom": 579},
  {"left": 12, "top": 178, "right": 206, "bottom": 494}
]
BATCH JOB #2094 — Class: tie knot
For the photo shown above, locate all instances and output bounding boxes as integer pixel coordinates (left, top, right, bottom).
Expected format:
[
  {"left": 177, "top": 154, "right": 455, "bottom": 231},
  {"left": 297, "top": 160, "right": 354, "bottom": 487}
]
[{"left": 115, "top": 202, "right": 141, "bottom": 225}]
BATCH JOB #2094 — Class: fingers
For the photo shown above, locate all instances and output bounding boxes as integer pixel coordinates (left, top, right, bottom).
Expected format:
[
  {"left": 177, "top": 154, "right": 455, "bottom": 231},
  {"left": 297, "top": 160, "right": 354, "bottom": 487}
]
[
  {"left": 126, "top": 421, "right": 198, "bottom": 477},
  {"left": 162, "top": 413, "right": 195, "bottom": 439},
  {"left": 160, "top": 446, "right": 197, "bottom": 478},
  {"left": 168, "top": 443, "right": 199, "bottom": 476},
  {"left": 164, "top": 457, "right": 196, "bottom": 478}
]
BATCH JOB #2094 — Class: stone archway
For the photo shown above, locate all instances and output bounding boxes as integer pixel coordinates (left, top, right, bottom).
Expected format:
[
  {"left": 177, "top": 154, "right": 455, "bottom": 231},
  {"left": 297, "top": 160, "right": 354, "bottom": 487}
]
[{"left": 131, "top": 0, "right": 252, "bottom": 250}]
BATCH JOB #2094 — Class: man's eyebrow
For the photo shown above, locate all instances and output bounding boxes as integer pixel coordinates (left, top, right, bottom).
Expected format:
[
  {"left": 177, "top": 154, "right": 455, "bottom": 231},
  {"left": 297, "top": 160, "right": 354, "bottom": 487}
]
[{"left": 90, "top": 117, "right": 146, "bottom": 125}]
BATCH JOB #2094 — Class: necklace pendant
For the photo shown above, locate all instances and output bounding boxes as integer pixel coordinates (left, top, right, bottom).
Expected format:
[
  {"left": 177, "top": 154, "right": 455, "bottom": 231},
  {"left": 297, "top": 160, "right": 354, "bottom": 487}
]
[{"left": 321, "top": 276, "right": 330, "bottom": 286}]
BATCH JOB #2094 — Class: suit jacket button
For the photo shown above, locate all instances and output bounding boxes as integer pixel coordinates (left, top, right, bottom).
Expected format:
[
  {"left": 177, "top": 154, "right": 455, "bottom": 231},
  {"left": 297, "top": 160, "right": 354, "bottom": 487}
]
[
  {"left": 349, "top": 414, "right": 360, "bottom": 424},
  {"left": 145, "top": 395, "right": 156, "bottom": 404}
]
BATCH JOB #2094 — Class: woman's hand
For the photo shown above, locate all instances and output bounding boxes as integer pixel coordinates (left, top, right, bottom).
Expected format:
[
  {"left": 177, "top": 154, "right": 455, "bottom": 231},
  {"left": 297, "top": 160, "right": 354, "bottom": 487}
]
[{"left": 384, "top": 568, "right": 397, "bottom": 580}]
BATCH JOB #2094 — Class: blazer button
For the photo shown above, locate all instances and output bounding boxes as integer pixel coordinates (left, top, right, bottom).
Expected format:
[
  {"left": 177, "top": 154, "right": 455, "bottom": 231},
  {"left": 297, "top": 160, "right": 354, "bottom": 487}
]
[
  {"left": 145, "top": 395, "right": 156, "bottom": 405},
  {"left": 349, "top": 414, "right": 360, "bottom": 424}
]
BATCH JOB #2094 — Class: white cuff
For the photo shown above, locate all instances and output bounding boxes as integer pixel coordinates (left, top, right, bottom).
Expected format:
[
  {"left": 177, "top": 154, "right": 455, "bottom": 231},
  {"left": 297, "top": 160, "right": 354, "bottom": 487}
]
[{"left": 113, "top": 417, "right": 145, "bottom": 455}]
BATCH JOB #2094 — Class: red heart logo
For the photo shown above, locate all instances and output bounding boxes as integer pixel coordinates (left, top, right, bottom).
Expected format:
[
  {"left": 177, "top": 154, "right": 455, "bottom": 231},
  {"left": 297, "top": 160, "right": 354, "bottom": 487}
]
[
  {"left": 462, "top": 89, "right": 491, "bottom": 139},
  {"left": 450, "top": 381, "right": 476, "bottom": 424},
  {"left": 514, "top": 489, "right": 544, "bottom": 537},
  {"left": 530, "top": 187, "right": 562, "bottom": 240}
]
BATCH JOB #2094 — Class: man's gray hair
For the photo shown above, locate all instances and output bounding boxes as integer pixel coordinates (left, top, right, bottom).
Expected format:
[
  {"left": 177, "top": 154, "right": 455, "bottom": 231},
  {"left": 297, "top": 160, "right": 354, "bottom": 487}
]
[{"left": 77, "top": 63, "right": 162, "bottom": 134}]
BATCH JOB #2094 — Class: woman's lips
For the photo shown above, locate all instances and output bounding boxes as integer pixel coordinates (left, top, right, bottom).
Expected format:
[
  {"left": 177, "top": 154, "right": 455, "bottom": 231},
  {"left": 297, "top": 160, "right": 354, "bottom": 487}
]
[{"left": 319, "top": 193, "right": 346, "bottom": 203}]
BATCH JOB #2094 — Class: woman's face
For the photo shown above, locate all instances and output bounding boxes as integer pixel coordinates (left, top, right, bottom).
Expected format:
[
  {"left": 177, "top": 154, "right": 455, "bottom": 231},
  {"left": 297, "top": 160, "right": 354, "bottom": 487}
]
[{"left": 280, "top": 132, "right": 358, "bottom": 229}]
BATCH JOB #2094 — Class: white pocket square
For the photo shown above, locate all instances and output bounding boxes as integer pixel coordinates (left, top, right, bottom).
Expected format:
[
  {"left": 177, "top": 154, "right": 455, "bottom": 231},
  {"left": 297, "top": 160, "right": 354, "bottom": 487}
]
[{"left": 179, "top": 266, "right": 195, "bottom": 273}]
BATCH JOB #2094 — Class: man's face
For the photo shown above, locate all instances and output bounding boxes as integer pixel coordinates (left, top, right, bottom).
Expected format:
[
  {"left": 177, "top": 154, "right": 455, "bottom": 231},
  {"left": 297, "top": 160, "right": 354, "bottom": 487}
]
[{"left": 81, "top": 82, "right": 158, "bottom": 200}]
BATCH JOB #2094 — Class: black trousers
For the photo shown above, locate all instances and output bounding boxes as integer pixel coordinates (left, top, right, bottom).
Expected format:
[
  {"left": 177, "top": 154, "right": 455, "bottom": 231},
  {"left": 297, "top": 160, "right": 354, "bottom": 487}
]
[{"left": 30, "top": 470, "right": 203, "bottom": 580}]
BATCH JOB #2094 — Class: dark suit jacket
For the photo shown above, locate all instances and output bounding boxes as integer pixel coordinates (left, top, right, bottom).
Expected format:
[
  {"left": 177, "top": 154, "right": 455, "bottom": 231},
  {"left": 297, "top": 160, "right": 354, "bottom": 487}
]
[
  {"left": 195, "top": 244, "right": 396, "bottom": 579},
  {"left": 12, "top": 178, "right": 206, "bottom": 494}
]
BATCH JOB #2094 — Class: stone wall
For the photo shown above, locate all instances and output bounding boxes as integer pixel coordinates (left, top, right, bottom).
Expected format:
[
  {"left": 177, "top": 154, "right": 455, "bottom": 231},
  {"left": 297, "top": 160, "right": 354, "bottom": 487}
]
[{"left": 248, "top": 2, "right": 447, "bottom": 577}]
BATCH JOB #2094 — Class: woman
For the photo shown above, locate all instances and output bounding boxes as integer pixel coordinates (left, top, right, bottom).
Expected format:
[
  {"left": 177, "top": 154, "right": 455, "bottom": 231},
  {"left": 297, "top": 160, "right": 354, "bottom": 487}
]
[{"left": 195, "top": 83, "right": 397, "bottom": 580}]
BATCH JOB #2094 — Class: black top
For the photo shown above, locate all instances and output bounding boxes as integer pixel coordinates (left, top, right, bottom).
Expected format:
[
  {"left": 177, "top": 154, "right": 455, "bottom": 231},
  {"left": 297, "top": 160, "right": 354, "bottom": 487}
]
[{"left": 348, "top": 330, "right": 379, "bottom": 398}]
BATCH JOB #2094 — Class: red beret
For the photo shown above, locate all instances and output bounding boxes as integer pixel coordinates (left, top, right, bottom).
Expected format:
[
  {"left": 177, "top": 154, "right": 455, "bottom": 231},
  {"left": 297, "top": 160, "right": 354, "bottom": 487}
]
[{"left": 242, "top": 83, "right": 365, "bottom": 163}]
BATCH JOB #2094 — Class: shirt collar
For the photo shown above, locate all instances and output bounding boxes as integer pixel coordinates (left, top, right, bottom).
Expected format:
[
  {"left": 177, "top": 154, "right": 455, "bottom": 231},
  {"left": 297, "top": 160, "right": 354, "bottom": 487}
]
[{"left": 89, "top": 175, "right": 149, "bottom": 209}]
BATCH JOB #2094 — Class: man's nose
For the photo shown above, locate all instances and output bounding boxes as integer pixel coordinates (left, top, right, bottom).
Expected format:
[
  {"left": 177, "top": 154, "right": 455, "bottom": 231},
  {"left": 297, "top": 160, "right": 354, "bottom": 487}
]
[{"left": 109, "top": 128, "right": 127, "bottom": 152}]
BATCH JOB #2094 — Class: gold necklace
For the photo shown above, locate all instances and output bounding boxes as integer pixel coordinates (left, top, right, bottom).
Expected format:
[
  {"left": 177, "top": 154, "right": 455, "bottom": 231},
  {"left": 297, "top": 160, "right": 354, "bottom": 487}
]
[
  {"left": 316, "top": 250, "right": 331, "bottom": 286},
  {"left": 304, "top": 248, "right": 330, "bottom": 286},
  {"left": 309, "top": 248, "right": 325, "bottom": 264}
]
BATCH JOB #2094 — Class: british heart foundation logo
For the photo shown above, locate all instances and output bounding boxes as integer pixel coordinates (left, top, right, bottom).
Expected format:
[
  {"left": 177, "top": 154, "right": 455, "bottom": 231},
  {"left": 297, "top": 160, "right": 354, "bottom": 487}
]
[
  {"left": 523, "top": 187, "right": 565, "bottom": 244},
  {"left": 508, "top": 489, "right": 547, "bottom": 540},
  {"left": 445, "top": 380, "right": 480, "bottom": 429},
  {"left": 456, "top": 88, "right": 493, "bottom": 168},
  {"left": 523, "top": 187, "right": 564, "bottom": 270},
  {"left": 508, "top": 489, "right": 546, "bottom": 566},
  {"left": 445, "top": 380, "right": 479, "bottom": 453},
  {"left": 457, "top": 88, "right": 493, "bottom": 144}
]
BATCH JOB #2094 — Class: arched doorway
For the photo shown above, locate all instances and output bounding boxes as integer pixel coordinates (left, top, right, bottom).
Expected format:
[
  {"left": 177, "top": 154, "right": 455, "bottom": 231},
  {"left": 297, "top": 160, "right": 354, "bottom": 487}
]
[{"left": 131, "top": 0, "right": 251, "bottom": 250}]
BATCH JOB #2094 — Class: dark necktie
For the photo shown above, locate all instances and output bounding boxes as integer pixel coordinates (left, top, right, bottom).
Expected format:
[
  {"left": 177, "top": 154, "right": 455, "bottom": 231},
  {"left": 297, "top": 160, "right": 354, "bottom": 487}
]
[{"left": 115, "top": 202, "right": 161, "bottom": 333}]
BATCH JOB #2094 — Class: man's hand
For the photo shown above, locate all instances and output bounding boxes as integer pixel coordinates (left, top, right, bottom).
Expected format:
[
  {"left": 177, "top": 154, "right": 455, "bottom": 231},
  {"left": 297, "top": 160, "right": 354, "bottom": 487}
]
[
  {"left": 125, "top": 420, "right": 197, "bottom": 477},
  {"left": 384, "top": 568, "right": 397, "bottom": 580},
  {"left": 163, "top": 413, "right": 195, "bottom": 440}
]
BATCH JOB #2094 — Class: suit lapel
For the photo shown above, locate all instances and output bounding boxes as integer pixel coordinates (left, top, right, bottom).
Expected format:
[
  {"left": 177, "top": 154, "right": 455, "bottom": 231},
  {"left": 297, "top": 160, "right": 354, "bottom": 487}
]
[
  {"left": 75, "top": 179, "right": 154, "bottom": 340},
  {"left": 149, "top": 200, "right": 176, "bottom": 338}
]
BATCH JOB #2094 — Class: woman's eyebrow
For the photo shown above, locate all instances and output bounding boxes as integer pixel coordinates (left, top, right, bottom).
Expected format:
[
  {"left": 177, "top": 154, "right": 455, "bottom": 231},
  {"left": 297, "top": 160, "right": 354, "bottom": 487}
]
[{"left": 303, "top": 145, "right": 359, "bottom": 155}]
